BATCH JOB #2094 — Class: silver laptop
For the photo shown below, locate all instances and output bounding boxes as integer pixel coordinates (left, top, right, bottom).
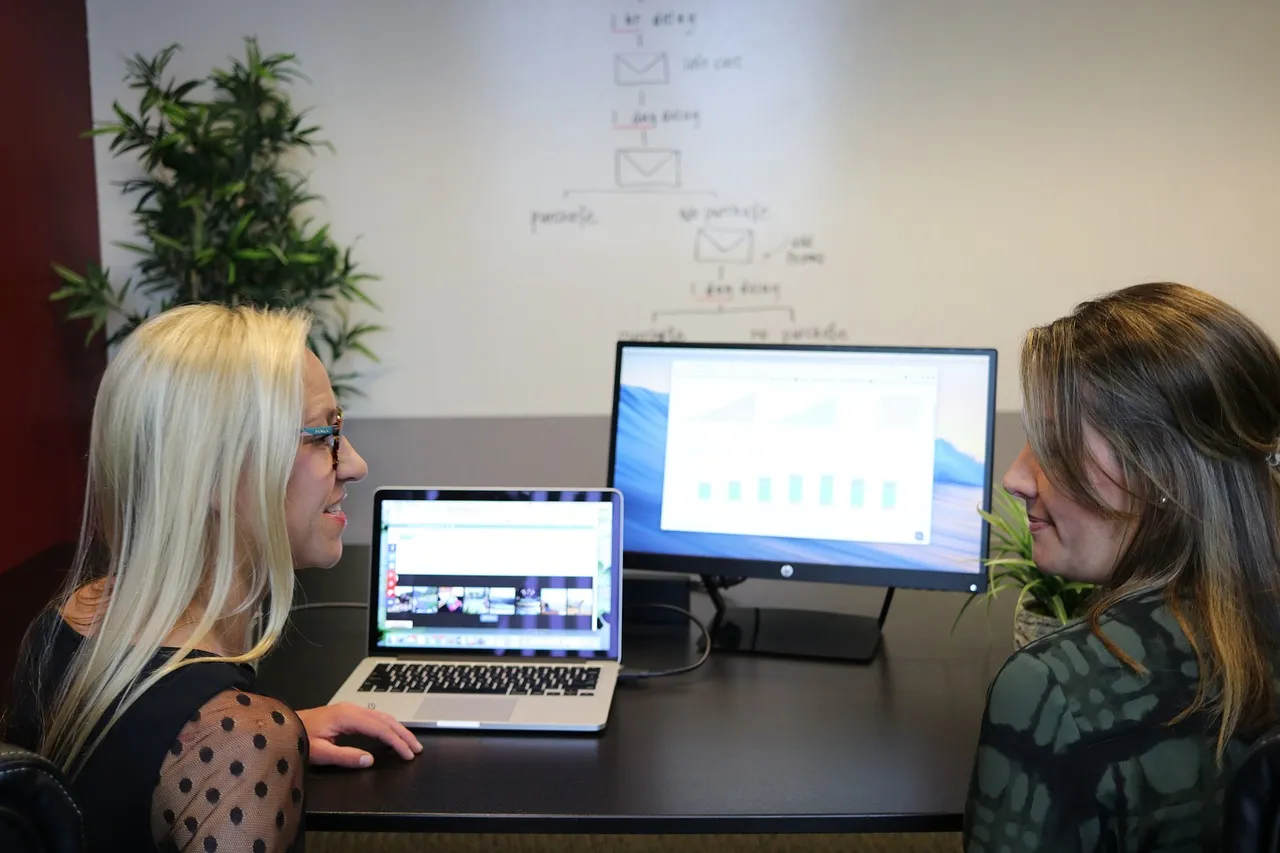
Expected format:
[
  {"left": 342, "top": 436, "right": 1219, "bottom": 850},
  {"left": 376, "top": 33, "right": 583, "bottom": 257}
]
[{"left": 328, "top": 487, "right": 623, "bottom": 732}]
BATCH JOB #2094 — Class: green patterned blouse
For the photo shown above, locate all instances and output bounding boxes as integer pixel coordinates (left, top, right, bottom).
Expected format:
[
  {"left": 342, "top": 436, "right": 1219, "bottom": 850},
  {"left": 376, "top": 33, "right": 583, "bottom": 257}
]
[{"left": 963, "top": 592, "right": 1254, "bottom": 852}]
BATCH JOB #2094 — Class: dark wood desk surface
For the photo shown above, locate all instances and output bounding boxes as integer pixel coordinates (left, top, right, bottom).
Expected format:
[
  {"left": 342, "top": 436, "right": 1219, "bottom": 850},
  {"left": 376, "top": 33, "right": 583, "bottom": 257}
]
[{"left": 258, "top": 545, "right": 1016, "bottom": 835}]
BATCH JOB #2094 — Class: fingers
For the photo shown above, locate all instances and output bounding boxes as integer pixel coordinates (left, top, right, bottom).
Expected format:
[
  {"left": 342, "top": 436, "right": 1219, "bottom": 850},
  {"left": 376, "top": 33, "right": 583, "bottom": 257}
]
[
  {"left": 380, "top": 711, "right": 424, "bottom": 756},
  {"left": 309, "top": 740, "right": 374, "bottom": 769},
  {"left": 335, "top": 704, "right": 421, "bottom": 761}
]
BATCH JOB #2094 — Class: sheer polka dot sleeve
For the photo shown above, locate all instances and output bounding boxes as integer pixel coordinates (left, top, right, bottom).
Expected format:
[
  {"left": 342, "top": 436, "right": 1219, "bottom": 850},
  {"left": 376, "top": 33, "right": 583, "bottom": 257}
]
[{"left": 151, "top": 688, "right": 309, "bottom": 853}]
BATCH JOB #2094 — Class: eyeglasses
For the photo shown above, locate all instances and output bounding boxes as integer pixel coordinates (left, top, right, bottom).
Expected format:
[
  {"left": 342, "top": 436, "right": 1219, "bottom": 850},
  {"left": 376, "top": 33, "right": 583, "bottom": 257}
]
[{"left": 300, "top": 408, "right": 343, "bottom": 470}]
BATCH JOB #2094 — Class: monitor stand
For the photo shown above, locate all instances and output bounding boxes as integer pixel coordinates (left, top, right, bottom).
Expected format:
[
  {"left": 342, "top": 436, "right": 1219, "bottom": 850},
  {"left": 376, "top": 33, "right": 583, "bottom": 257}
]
[{"left": 699, "top": 575, "right": 894, "bottom": 664}]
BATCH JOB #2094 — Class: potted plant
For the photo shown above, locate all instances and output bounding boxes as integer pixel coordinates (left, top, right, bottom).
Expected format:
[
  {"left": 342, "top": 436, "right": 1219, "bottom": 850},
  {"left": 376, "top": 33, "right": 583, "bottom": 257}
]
[
  {"left": 49, "top": 38, "right": 381, "bottom": 399},
  {"left": 956, "top": 487, "right": 1096, "bottom": 647}
]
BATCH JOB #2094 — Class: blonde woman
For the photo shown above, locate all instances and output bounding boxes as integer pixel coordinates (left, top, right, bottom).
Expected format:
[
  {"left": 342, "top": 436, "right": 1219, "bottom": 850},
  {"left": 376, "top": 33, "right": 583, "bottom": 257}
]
[
  {"left": 965, "top": 283, "right": 1280, "bottom": 850},
  {"left": 3, "top": 304, "right": 420, "bottom": 852}
]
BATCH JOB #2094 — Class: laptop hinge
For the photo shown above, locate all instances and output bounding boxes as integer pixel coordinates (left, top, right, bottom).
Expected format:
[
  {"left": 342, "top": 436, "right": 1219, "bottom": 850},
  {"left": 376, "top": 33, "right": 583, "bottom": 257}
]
[{"left": 385, "top": 652, "right": 607, "bottom": 665}]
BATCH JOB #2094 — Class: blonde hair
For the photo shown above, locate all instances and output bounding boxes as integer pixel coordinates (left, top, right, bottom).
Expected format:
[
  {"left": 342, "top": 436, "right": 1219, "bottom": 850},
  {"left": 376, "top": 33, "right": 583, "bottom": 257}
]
[
  {"left": 38, "top": 303, "right": 312, "bottom": 776},
  {"left": 1021, "top": 282, "right": 1280, "bottom": 759}
]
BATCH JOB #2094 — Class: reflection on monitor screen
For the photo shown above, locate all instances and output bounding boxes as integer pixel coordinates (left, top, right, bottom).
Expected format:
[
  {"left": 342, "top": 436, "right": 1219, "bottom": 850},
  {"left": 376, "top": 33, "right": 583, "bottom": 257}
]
[{"left": 608, "top": 343, "right": 997, "bottom": 594}]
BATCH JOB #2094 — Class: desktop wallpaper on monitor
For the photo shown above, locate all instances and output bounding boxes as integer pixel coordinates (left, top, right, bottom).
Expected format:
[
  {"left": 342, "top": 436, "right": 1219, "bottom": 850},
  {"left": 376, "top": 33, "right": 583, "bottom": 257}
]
[{"left": 610, "top": 345, "right": 994, "bottom": 576}]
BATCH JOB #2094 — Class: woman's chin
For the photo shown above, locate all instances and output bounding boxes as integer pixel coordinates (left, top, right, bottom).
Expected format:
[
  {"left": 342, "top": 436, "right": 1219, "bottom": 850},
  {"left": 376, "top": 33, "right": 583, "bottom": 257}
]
[
  {"left": 293, "top": 543, "right": 344, "bottom": 570},
  {"left": 1036, "top": 559, "right": 1082, "bottom": 582},
  {"left": 1031, "top": 544, "right": 1062, "bottom": 577}
]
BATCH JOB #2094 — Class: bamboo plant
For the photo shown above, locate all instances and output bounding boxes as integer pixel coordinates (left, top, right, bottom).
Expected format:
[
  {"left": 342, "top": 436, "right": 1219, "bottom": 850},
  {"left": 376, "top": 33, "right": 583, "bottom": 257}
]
[{"left": 49, "top": 38, "right": 382, "bottom": 399}]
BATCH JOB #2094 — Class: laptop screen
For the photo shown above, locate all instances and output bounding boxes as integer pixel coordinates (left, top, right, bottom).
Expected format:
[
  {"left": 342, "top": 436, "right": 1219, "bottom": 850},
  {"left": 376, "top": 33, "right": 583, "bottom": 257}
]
[{"left": 370, "top": 489, "right": 622, "bottom": 660}]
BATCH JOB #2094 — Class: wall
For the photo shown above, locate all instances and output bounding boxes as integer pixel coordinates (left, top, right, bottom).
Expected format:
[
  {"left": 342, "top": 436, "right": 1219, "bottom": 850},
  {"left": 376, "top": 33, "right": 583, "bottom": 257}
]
[
  {"left": 3, "top": 0, "right": 103, "bottom": 574},
  {"left": 83, "top": 1, "right": 1280, "bottom": 545},
  {"left": 1, "top": 0, "right": 102, "bottom": 695}
]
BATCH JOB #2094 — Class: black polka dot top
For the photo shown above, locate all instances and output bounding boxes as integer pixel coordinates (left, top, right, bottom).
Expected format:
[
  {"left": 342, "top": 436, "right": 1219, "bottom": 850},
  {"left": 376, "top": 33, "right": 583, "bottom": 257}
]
[{"left": 4, "top": 611, "right": 309, "bottom": 852}]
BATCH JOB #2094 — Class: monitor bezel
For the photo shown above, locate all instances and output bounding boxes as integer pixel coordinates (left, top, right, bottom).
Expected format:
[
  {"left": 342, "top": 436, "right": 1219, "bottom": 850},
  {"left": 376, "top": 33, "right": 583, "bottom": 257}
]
[
  {"left": 606, "top": 341, "right": 996, "bottom": 594},
  {"left": 368, "top": 487, "right": 625, "bottom": 659}
]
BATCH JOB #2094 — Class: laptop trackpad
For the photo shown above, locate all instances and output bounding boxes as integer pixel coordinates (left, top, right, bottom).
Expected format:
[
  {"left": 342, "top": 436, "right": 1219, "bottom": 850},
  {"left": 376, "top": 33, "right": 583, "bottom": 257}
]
[{"left": 416, "top": 695, "right": 517, "bottom": 722}]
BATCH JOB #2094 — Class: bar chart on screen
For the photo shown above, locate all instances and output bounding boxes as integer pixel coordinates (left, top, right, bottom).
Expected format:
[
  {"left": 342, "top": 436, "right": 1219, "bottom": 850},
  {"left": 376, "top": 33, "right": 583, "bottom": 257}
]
[{"left": 657, "top": 360, "right": 939, "bottom": 546}]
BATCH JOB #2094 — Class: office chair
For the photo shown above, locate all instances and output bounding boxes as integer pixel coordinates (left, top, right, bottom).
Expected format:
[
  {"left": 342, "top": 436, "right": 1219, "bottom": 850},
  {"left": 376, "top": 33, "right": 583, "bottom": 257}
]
[
  {"left": 1224, "top": 724, "right": 1280, "bottom": 853},
  {"left": 0, "top": 742, "right": 84, "bottom": 852}
]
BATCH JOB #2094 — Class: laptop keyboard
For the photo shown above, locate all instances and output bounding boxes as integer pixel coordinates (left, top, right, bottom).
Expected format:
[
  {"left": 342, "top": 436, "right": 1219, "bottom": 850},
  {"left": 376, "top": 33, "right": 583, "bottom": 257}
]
[{"left": 358, "top": 662, "right": 601, "bottom": 696}]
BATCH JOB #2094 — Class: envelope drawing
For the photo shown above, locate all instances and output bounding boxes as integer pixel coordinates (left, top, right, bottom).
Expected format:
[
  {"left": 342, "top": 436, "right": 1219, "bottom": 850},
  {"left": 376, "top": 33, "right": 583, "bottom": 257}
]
[
  {"left": 614, "top": 52, "right": 670, "bottom": 86},
  {"left": 615, "top": 148, "right": 682, "bottom": 188},
  {"left": 695, "top": 227, "right": 755, "bottom": 264}
]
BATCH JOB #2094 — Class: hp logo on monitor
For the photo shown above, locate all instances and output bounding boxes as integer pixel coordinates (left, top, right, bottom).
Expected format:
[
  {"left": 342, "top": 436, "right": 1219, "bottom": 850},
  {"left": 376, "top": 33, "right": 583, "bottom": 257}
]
[{"left": 780, "top": 564, "right": 794, "bottom": 578}]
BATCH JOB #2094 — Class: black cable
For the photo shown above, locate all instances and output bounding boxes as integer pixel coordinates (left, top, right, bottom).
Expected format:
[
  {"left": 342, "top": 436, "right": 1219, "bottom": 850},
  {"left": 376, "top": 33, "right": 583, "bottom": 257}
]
[
  {"left": 618, "top": 602, "right": 712, "bottom": 682},
  {"left": 688, "top": 575, "right": 746, "bottom": 593}
]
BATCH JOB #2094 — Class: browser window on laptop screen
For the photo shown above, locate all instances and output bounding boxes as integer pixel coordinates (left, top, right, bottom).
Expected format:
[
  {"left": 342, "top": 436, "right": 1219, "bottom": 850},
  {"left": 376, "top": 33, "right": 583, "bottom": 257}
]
[{"left": 374, "top": 497, "right": 617, "bottom": 658}]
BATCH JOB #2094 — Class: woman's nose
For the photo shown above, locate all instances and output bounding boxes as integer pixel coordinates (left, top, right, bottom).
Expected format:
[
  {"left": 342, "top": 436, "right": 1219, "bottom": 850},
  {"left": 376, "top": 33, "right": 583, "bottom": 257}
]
[
  {"left": 1001, "top": 442, "right": 1038, "bottom": 501},
  {"left": 339, "top": 435, "right": 369, "bottom": 483}
]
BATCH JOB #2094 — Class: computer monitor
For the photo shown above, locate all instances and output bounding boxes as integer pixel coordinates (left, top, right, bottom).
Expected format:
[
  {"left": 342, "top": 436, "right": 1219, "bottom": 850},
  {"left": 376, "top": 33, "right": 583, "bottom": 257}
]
[{"left": 606, "top": 341, "right": 998, "bottom": 662}]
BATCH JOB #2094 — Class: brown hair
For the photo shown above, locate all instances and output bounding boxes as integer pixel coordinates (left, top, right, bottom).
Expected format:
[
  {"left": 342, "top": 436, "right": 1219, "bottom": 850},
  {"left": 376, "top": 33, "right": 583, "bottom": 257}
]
[{"left": 1021, "top": 282, "right": 1280, "bottom": 757}]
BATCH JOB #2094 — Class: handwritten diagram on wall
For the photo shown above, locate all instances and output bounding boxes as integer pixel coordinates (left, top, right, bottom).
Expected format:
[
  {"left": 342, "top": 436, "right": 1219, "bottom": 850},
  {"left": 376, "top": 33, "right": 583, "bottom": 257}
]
[
  {"left": 528, "top": 4, "right": 845, "bottom": 348},
  {"left": 87, "top": 0, "right": 1280, "bottom": 417}
]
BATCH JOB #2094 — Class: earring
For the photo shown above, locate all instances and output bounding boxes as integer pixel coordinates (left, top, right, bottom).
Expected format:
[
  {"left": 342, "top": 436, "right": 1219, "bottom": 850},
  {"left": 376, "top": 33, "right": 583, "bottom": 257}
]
[{"left": 1159, "top": 495, "right": 1169, "bottom": 505}]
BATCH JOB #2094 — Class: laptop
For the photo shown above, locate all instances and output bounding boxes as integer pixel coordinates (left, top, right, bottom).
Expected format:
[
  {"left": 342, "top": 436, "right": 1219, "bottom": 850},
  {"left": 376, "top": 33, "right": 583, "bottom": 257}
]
[{"left": 328, "top": 487, "right": 623, "bottom": 732}]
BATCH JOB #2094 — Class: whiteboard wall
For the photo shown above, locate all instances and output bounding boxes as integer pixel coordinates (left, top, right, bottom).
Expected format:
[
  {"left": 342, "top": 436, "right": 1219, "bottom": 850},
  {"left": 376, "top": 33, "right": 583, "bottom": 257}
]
[{"left": 86, "top": 0, "right": 1280, "bottom": 417}]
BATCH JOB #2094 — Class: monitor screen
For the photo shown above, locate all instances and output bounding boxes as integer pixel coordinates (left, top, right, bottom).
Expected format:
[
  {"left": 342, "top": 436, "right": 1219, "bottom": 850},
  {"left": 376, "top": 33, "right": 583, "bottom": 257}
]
[
  {"left": 369, "top": 489, "right": 622, "bottom": 658},
  {"left": 607, "top": 343, "right": 996, "bottom": 592}
]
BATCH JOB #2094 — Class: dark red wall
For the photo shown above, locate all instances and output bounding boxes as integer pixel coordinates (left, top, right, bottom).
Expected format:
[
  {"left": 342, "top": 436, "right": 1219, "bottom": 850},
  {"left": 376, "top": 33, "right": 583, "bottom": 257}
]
[{"left": 1, "top": 0, "right": 104, "bottom": 635}]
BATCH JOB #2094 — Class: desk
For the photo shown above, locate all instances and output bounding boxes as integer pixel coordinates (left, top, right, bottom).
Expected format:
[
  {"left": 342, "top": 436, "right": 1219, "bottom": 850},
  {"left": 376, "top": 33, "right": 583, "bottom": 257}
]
[{"left": 258, "top": 546, "right": 1015, "bottom": 835}]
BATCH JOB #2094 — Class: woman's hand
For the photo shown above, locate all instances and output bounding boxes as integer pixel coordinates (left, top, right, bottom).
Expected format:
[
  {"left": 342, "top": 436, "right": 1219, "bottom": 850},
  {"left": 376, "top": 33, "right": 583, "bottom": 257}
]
[{"left": 297, "top": 702, "right": 424, "bottom": 768}]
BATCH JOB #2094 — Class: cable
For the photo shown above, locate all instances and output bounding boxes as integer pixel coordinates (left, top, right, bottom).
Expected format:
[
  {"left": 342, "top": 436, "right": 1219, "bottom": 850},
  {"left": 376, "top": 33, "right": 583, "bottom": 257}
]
[
  {"left": 618, "top": 602, "right": 712, "bottom": 682},
  {"left": 688, "top": 575, "right": 746, "bottom": 593},
  {"left": 290, "top": 601, "right": 366, "bottom": 613}
]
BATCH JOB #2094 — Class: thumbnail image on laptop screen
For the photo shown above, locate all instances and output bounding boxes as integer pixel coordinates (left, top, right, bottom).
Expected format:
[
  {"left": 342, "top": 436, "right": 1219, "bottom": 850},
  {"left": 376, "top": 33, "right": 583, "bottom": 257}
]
[{"left": 372, "top": 490, "right": 620, "bottom": 659}]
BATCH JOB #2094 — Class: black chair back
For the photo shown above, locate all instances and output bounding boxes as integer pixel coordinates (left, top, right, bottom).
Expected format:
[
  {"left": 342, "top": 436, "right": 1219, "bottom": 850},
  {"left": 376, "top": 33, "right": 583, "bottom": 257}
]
[
  {"left": 1225, "top": 725, "right": 1280, "bottom": 853},
  {"left": 0, "top": 743, "right": 84, "bottom": 853}
]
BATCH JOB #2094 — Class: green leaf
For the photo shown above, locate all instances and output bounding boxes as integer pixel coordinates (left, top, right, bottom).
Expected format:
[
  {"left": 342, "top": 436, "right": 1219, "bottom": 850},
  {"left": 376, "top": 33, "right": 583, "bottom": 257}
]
[
  {"left": 50, "top": 263, "right": 87, "bottom": 286},
  {"left": 86, "top": 124, "right": 125, "bottom": 138},
  {"left": 86, "top": 312, "right": 108, "bottom": 344},
  {"left": 230, "top": 212, "right": 255, "bottom": 244},
  {"left": 983, "top": 557, "right": 1039, "bottom": 569},
  {"left": 171, "top": 79, "right": 201, "bottom": 100},
  {"left": 347, "top": 341, "right": 381, "bottom": 363},
  {"left": 148, "top": 230, "right": 187, "bottom": 253},
  {"left": 111, "top": 101, "right": 135, "bottom": 127},
  {"left": 342, "top": 280, "right": 380, "bottom": 309},
  {"left": 65, "top": 304, "right": 104, "bottom": 321},
  {"left": 1049, "top": 596, "right": 1070, "bottom": 624}
]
